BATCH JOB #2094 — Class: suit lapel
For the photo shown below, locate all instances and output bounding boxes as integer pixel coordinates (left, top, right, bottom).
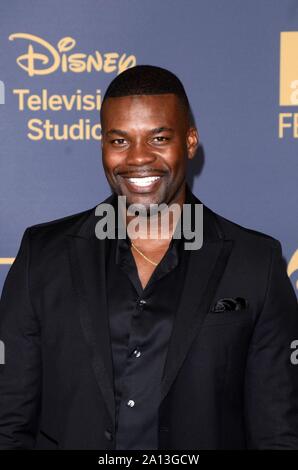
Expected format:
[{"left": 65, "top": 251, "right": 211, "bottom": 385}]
[
  {"left": 66, "top": 194, "right": 116, "bottom": 425},
  {"left": 160, "top": 192, "right": 234, "bottom": 404},
  {"left": 160, "top": 237, "right": 234, "bottom": 404}
]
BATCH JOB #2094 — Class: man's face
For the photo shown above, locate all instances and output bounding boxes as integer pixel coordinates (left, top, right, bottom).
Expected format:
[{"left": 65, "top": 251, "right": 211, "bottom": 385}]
[{"left": 101, "top": 93, "right": 198, "bottom": 209}]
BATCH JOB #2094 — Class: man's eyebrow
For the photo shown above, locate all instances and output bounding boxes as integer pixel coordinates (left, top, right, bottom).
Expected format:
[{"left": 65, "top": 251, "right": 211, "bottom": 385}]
[
  {"left": 150, "top": 127, "right": 174, "bottom": 134},
  {"left": 105, "top": 126, "right": 174, "bottom": 137},
  {"left": 106, "top": 128, "right": 129, "bottom": 137}
]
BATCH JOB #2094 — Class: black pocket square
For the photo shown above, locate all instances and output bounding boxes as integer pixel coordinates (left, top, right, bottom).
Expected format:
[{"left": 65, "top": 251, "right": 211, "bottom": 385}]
[{"left": 210, "top": 297, "right": 248, "bottom": 313}]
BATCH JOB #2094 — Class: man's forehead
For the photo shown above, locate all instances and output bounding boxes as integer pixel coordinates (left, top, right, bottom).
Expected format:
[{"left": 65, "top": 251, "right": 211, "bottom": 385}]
[
  {"left": 100, "top": 93, "right": 190, "bottom": 133},
  {"left": 101, "top": 93, "right": 185, "bottom": 126},
  {"left": 102, "top": 93, "right": 181, "bottom": 110}
]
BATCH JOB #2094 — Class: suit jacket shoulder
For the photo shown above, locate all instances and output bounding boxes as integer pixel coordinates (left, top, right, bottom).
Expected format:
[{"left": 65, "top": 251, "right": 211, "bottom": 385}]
[{"left": 210, "top": 208, "right": 282, "bottom": 252}]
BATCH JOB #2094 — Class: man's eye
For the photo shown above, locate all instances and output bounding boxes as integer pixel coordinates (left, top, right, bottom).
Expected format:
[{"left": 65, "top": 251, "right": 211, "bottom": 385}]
[
  {"left": 152, "top": 136, "right": 169, "bottom": 142},
  {"left": 111, "top": 139, "right": 126, "bottom": 145}
]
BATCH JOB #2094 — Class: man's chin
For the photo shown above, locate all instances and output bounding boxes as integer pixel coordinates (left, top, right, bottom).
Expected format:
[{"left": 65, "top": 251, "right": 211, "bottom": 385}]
[{"left": 124, "top": 195, "right": 164, "bottom": 211}]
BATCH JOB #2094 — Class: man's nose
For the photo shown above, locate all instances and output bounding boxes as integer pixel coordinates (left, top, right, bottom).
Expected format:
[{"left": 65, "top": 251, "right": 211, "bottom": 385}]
[{"left": 126, "top": 141, "right": 157, "bottom": 165}]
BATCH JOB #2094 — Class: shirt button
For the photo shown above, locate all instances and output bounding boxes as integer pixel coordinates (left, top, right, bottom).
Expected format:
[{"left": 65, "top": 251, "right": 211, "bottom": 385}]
[
  {"left": 127, "top": 399, "right": 135, "bottom": 408},
  {"left": 137, "top": 299, "right": 146, "bottom": 308},
  {"left": 133, "top": 349, "right": 141, "bottom": 358}
]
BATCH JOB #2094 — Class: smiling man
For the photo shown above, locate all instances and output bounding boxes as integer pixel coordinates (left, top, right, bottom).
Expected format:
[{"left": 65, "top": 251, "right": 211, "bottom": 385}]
[
  {"left": 0, "top": 65, "right": 298, "bottom": 450},
  {"left": 100, "top": 72, "right": 200, "bottom": 289}
]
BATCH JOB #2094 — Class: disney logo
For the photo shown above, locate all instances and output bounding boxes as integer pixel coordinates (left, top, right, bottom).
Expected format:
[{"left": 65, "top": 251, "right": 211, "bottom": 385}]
[{"left": 9, "top": 33, "right": 136, "bottom": 77}]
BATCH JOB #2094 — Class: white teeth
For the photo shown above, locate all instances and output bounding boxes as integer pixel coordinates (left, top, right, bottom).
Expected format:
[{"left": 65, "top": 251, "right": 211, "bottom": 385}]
[{"left": 127, "top": 176, "right": 161, "bottom": 187}]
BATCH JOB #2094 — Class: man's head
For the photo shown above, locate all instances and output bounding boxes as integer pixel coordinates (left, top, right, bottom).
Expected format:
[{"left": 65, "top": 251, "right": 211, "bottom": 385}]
[{"left": 100, "top": 65, "right": 199, "bottom": 210}]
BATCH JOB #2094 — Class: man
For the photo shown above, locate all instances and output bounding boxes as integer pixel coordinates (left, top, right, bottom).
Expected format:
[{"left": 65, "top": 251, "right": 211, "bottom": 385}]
[{"left": 0, "top": 65, "right": 297, "bottom": 450}]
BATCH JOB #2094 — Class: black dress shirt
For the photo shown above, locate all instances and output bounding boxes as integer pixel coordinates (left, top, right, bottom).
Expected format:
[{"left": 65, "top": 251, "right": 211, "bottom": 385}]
[{"left": 105, "top": 186, "right": 194, "bottom": 450}]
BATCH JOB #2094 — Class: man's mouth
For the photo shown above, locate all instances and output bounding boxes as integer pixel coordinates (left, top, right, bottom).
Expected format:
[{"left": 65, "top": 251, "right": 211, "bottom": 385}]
[
  {"left": 126, "top": 176, "right": 161, "bottom": 187},
  {"left": 118, "top": 174, "right": 163, "bottom": 192}
]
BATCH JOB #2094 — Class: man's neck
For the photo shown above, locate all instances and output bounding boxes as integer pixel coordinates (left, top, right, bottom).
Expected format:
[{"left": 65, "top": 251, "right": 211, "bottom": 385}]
[{"left": 119, "top": 182, "right": 187, "bottom": 244}]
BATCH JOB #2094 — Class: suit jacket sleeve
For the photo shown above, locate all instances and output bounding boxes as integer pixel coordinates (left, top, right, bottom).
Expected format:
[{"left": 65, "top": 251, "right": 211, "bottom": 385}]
[
  {"left": 244, "top": 239, "right": 298, "bottom": 449},
  {"left": 0, "top": 228, "right": 41, "bottom": 449}
]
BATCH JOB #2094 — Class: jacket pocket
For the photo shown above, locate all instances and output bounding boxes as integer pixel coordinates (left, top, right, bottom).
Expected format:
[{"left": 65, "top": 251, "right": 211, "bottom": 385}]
[{"left": 202, "top": 307, "right": 251, "bottom": 327}]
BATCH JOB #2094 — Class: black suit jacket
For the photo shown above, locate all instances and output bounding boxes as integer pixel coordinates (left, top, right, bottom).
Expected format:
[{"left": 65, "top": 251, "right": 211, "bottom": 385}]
[{"left": 0, "top": 190, "right": 297, "bottom": 449}]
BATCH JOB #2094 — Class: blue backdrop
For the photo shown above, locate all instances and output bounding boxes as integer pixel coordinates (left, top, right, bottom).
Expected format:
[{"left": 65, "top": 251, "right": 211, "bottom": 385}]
[{"left": 0, "top": 0, "right": 297, "bottom": 297}]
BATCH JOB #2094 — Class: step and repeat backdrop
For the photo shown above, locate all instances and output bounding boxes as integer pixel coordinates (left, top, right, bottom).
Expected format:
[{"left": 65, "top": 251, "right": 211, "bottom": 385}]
[{"left": 0, "top": 0, "right": 297, "bottom": 297}]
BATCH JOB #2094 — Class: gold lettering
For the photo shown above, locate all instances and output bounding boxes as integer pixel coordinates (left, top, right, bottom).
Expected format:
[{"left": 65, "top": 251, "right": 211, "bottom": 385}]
[
  {"left": 279, "top": 113, "right": 292, "bottom": 138},
  {"left": 294, "top": 113, "right": 298, "bottom": 138},
  {"left": 27, "top": 94, "right": 41, "bottom": 111},
  {"left": 27, "top": 118, "right": 102, "bottom": 141},
  {"left": 118, "top": 53, "right": 137, "bottom": 74},
  {"left": 9, "top": 33, "right": 136, "bottom": 76},
  {"left": 28, "top": 119, "right": 44, "bottom": 140},
  {"left": 9, "top": 33, "right": 60, "bottom": 77},
  {"left": 48, "top": 95, "right": 63, "bottom": 111},
  {"left": 13, "top": 89, "right": 29, "bottom": 110}
]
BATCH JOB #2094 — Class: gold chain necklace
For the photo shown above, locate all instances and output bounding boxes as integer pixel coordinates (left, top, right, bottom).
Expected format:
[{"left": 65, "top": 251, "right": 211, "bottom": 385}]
[{"left": 131, "top": 242, "right": 158, "bottom": 266}]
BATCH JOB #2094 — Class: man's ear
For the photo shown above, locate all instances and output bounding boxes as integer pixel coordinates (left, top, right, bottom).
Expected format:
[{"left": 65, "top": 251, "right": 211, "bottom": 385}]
[{"left": 186, "top": 127, "right": 199, "bottom": 160}]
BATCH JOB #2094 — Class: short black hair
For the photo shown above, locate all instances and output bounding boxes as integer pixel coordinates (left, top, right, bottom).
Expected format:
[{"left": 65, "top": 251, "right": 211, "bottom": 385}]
[{"left": 100, "top": 64, "right": 191, "bottom": 122}]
